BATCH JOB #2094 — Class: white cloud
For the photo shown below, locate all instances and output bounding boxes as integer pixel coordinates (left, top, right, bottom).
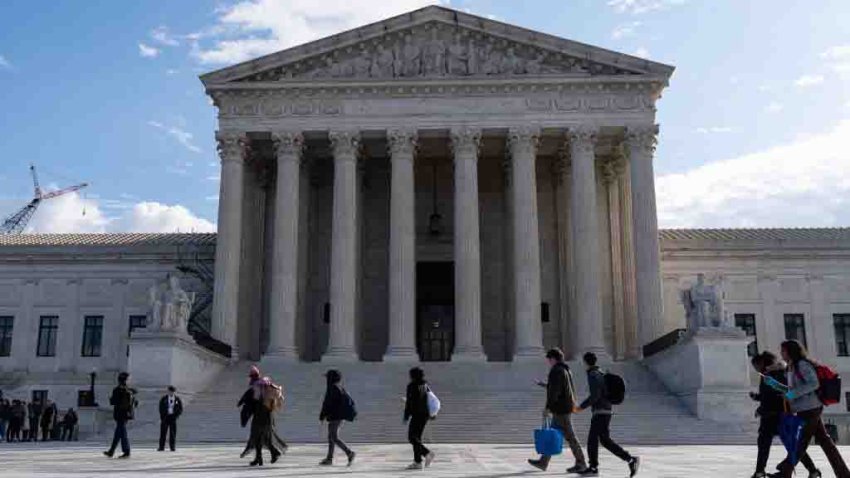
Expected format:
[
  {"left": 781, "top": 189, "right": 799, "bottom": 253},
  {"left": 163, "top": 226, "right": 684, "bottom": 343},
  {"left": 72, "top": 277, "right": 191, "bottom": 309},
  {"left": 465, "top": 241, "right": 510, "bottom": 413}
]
[
  {"left": 766, "top": 101, "right": 784, "bottom": 113},
  {"left": 190, "top": 0, "right": 446, "bottom": 65},
  {"left": 657, "top": 119, "right": 850, "bottom": 228},
  {"left": 820, "top": 45, "right": 850, "bottom": 75},
  {"left": 138, "top": 43, "right": 160, "bottom": 58},
  {"left": 695, "top": 126, "right": 732, "bottom": 134},
  {"left": 611, "top": 21, "right": 641, "bottom": 39},
  {"left": 633, "top": 47, "right": 650, "bottom": 59},
  {"left": 0, "top": 54, "right": 11, "bottom": 70},
  {"left": 147, "top": 120, "right": 202, "bottom": 153},
  {"left": 794, "top": 74, "right": 824, "bottom": 87},
  {"left": 206, "top": 174, "right": 221, "bottom": 182},
  {"left": 151, "top": 25, "right": 180, "bottom": 46},
  {"left": 607, "top": 0, "right": 686, "bottom": 14},
  {"left": 25, "top": 193, "right": 216, "bottom": 233},
  {"left": 206, "top": 195, "right": 220, "bottom": 202}
]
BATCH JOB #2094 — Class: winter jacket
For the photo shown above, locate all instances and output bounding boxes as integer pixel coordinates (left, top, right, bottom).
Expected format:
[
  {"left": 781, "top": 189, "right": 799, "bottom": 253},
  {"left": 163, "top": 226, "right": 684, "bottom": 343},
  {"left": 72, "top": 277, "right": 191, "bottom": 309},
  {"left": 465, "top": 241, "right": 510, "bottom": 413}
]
[
  {"left": 546, "top": 362, "right": 577, "bottom": 415},
  {"left": 109, "top": 385, "right": 136, "bottom": 421},
  {"left": 404, "top": 380, "right": 430, "bottom": 421},
  {"left": 580, "top": 366, "right": 612, "bottom": 415},
  {"left": 159, "top": 394, "right": 183, "bottom": 419},
  {"left": 751, "top": 362, "right": 787, "bottom": 418},
  {"left": 787, "top": 359, "right": 822, "bottom": 413},
  {"left": 319, "top": 384, "right": 347, "bottom": 421}
]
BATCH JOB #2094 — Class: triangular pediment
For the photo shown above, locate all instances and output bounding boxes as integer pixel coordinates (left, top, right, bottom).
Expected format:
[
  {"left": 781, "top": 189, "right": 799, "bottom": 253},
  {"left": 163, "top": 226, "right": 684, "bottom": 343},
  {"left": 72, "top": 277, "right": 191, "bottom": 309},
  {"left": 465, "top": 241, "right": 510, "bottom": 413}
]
[{"left": 201, "top": 6, "right": 674, "bottom": 86}]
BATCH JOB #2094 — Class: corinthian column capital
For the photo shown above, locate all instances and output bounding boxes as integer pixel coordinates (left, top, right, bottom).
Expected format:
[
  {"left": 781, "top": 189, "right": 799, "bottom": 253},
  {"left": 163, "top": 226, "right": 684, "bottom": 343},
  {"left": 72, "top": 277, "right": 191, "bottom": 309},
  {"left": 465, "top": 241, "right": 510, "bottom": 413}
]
[
  {"left": 507, "top": 126, "right": 541, "bottom": 157},
  {"left": 625, "top": 124, "right": 659, "bottom": 156},
  {"left": 271, "top": 131, "right": 304, "bottom": 161},
  {"left": 215, "top": 131, "right": 250, "bottom": 164},
  {"left": 566, "top": 125, "right": 599, "bottom": 157},
  {"left": 450, "top": 126, "right": 482, "bottom": 160},
  {"left": 329, "top": 130, "right": 361, "bottom": 160},
  {"left": 387, "top": 128, "right": 418, "bottom": 158}
]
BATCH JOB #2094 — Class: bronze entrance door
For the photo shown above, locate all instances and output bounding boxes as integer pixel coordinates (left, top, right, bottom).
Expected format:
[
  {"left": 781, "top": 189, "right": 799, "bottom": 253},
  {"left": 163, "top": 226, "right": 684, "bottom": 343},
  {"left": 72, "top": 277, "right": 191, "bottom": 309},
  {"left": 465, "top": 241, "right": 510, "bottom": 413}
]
[{"left": 416, "top": 262, "right": 454, "bottom": 362}]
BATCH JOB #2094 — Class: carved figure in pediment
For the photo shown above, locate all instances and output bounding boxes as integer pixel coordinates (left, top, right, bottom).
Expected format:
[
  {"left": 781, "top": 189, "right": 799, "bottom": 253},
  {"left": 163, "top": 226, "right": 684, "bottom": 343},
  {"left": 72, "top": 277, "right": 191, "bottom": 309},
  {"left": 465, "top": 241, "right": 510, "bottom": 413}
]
[
  {"left": 467, "top": 38, "right": 480, "bottom": 75},
  {"left": 525, "top": 52, "right": 546, "bottom": 75},
  {"left": 401, "top": 34, "right": 422, "bottom": 77},
  {"left": 352, "top": 50, "right": 372, "bottom": 77},
  {"left": 371, "top": 43, "right": 395, "bottom": 78},
  {"left": 422, "top": 28, "right": 446, "bottom": 76},
  {"left": 447, "top": 33, "right": 469, "bottom": 75},
  {"left": 338, "top": 53, "right": 356, "bottom": 78},
  {"left": 500, "top": 47, "right": 524, "bottom": 75},
  {"left": 481, "top": 43, "right": 503, "bottom": 75}
]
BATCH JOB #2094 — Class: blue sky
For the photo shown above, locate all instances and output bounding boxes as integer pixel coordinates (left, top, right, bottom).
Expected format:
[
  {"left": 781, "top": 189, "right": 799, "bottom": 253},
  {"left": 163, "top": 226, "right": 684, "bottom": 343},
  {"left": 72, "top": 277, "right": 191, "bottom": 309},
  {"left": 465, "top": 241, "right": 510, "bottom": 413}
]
[{"left": 1, "top": 0, "right": 849, "bottom": 232}]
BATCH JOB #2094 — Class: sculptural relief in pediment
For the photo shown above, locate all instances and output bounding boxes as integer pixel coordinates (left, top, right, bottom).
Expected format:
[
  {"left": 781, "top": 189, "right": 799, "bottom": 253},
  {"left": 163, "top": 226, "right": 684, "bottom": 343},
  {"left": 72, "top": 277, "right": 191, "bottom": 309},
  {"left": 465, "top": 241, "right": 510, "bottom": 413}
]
[{"left": 237, "top": 23, "right": 644, "bottom": 83}]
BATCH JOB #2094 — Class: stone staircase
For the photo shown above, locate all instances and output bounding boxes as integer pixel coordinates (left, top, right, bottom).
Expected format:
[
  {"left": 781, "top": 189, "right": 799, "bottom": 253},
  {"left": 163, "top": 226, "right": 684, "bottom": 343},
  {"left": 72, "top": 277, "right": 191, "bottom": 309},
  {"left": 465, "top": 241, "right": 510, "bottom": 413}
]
[{"left": 124, "top": 360, "right": 758, "bottom": 445}]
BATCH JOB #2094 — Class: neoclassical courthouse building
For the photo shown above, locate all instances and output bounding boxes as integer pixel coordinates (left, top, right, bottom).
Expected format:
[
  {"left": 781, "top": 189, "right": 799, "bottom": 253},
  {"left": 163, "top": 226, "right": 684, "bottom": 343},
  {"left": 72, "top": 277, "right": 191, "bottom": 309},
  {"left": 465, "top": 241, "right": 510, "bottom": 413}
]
[{"left": 2, "top": 7, "right": 850, "bottom": 438}]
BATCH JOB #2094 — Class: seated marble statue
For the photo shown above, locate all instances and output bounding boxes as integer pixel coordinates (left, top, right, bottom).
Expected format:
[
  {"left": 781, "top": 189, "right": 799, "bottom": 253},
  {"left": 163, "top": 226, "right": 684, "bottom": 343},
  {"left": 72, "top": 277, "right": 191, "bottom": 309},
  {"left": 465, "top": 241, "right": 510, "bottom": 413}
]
[
  {"left": 681, "top": 273, "right": 727, "bottom": 330},
  {"left": 147, "top": 275, "right": 195, "bottom": 334}
]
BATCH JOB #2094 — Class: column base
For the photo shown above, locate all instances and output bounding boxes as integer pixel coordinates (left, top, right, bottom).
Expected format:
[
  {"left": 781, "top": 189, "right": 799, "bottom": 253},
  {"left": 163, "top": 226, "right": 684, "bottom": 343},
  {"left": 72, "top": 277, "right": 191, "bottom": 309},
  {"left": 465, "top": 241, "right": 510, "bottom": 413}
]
[
  {"left": 451, "top": 347, "right": 487, "bottom": 362},
  {"left": 383, "top": 346, "right": 419, "bottom": 362},
  {"left": 513, "top": 345, "right": 545, "bottom": 362},
  {"left": 321, "top": 347, "right": 359, "bottom": 363},
  {"left": 262, "top": 347, "right": 301, "bottom": 365}
]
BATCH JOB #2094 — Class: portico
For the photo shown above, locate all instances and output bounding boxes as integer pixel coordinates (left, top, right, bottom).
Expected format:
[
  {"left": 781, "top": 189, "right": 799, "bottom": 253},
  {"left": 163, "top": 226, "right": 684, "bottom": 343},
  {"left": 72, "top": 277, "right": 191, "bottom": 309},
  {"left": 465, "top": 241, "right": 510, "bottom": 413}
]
[{"left": 201, "top": 5, "right": 673, "bottom": 362}]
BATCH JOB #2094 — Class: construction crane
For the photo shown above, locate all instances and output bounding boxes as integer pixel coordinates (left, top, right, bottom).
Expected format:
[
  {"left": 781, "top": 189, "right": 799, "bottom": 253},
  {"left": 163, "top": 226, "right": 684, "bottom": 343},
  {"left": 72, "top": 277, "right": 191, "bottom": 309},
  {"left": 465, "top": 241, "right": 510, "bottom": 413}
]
[{"left": 0, "top": 165, "right": 88, "bottom": 234}]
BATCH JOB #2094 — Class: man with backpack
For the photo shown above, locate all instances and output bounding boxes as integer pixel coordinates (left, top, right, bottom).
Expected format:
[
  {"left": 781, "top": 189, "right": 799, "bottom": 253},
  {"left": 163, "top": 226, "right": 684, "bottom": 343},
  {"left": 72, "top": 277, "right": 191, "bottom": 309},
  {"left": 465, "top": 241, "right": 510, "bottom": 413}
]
[
  {"left": 576, "top": 352, "right": 639, "bottom": 477},
  {"left": 318, "top": 369, "right": 356, "bottom": 467},
  {"left": 104, "top": 372, "right": 136, "bottom": 459},
  {"left": 528, "top": 348, "right": 588, "bottom": 473}
]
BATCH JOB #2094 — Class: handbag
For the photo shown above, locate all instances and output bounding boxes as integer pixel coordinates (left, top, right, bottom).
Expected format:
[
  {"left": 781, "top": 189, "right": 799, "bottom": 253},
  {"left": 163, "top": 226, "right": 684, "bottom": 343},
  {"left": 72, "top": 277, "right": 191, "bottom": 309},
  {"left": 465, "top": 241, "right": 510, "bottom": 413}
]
[
  {"left": 426, "top": 387, "right": 441, "bottom": 417},
  {"left": 779, "top": 412, "right": 805, "bottom": 466},
  {"left": 534, "top": 417, "right": 564, "bottom": 456}
]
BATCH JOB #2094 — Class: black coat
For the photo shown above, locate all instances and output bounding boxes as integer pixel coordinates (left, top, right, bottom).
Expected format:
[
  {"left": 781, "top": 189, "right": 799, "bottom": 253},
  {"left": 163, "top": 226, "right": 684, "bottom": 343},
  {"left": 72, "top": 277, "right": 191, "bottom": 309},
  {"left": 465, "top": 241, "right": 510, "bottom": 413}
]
[
  {"left": 238, "top": 388, "right": 256, "bottom": 428},
  {"left": 109, "top": 385, "right": 136, "bottom": 421},
  {"left": 159, "top": 395, "right": 183, "bottom": 419},
  {"left": 752, "top": 363, "right": 787, "bottom": 418},
  {"left": 404, "top": 380, "right": 429, "bottom": 421},
  {"left": 319, "top": 384, "right": 347, "bottom": 421},
  {"left": 546, "top": 362, "right": 577, "bottom": 415},
  {"left": 580, "top": 366, "right": 613, "bottom": 414}
]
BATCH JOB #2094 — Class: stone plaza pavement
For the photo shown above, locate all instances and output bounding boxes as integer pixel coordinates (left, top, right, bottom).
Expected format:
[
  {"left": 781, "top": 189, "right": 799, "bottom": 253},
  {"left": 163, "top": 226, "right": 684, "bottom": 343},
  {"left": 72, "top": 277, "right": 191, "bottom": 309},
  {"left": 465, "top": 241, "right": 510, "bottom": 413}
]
[{"left": 1, "top": 443, "right": 850, "bottom": 477}]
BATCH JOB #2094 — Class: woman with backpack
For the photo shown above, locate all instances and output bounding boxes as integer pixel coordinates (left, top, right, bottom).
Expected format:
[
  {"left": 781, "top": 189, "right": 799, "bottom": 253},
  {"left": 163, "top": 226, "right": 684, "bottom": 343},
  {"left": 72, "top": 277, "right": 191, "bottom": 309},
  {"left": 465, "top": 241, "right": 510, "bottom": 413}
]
[
  {"left": 318, "top": 369, "right": 356, "bottom": 466},
  {"left": 771, "top": 340, "right": 849, "bottom": 478},
  {"left": 404, "top": 367, "right": 435, "bottom": 470},
  {"left": 748, "top": 351, "right": 819, "bottom": 478},
  {"left": 245, "top": 368, "right": 282, "bottom": 467}
]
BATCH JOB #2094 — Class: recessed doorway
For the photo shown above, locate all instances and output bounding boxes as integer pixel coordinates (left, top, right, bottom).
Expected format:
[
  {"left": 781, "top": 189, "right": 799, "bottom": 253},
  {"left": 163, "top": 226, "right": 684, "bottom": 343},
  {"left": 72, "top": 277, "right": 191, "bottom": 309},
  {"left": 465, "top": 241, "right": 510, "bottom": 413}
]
[{"left": 416, "top": 262, "right": 454, "bottom": 361}]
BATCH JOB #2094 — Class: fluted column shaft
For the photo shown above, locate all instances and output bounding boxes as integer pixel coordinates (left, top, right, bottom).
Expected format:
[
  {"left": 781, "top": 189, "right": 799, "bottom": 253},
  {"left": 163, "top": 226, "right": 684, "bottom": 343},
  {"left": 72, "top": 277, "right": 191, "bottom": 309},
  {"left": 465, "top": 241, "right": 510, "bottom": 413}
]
[
  {"left": 568, "top": 127, "right": 608, "bottom": 358},
  {"left": 603, "top": 162, "right": 626, "bottom": 360},
  {"left": 324, "top": 130, "right": 360, "bottom": 361},
  {"left": 616, "top": 157, "right": 641, "bottom": 358},
  {"left": 384, "top": 129, "right": 418, "bottom": 361},
  {"left": 266, "top": 132, "right": 304, "bottom": 360},
  {"left": 212, "top": 131, "right": 247, "bottom": 356},
  {"left": 626, "top": 125, "right": 664, "bottom": 346},
  {"left": 450, "top": 127, "right": 486, "bottom": 361},
  {"left": 509, "top": 127, "right": 545, "bottom": 359}
]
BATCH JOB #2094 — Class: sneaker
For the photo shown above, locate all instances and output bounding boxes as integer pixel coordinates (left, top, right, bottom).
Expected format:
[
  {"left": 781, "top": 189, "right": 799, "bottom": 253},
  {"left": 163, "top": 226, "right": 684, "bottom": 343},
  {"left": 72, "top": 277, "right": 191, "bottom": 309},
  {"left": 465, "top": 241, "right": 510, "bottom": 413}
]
[
  {"left": 578, "top": 468, "right": 599, "bottom": 476},
  {"left": 347, "top": 452, "right": 356, "bottom": 467},
  {"left": 103, "top": 451, "right": 113, "bottom": 458},
  {"left": 424, "top": 452, "right": 435, "bottom": 468},
  {"left": 809, "top": 471, "right": 822, "bottom": 478},
  {"left": 528, "top": 459, "right": 548, "bottom": 471},
  {"left": 568, "top": 464, "right": 589, "bottom": 473},
  {"left": 319, "top": 458, "right": 333, "bottom": 466},
  {"left": 406, "top": 462, "right": 424, "bottom": 470},
  {"left": 118, "top": 453, "right": 130, "bottom": 459},
  {"left": 629, "top": 456, "right": 640, "bottom": 477},
  {"left": 751, "top": 472, "right": 767, "bottom": 478}
]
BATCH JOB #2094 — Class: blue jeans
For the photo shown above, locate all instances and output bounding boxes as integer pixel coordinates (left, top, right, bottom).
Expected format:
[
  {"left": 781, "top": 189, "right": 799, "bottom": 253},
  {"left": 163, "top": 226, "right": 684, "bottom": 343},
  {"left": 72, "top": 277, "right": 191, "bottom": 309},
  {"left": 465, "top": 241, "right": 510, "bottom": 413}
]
[{"left": 108, "top": 419, "right": 130, "bottom": 455}]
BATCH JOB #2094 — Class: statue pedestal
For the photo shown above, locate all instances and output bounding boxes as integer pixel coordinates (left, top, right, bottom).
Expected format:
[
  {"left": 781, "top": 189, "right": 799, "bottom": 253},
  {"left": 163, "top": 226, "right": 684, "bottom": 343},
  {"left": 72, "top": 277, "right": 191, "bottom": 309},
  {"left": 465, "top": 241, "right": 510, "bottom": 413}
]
[
  {"left": 77, "top": 405, "right": 110, "bottom": 439},
  {"left": 643, "top": 327, "right": 752, "bottom": 422}
]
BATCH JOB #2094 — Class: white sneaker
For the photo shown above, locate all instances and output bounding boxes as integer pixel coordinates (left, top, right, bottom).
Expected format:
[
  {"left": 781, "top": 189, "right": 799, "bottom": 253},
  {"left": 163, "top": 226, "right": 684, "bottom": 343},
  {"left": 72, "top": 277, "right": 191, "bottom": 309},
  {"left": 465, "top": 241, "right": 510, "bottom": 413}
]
[
  {"left": 424, "top": 452, "right": 436, "bottom": 467},
  {"left": 406, "top": 462, "right": 423, "bottom": 470}
]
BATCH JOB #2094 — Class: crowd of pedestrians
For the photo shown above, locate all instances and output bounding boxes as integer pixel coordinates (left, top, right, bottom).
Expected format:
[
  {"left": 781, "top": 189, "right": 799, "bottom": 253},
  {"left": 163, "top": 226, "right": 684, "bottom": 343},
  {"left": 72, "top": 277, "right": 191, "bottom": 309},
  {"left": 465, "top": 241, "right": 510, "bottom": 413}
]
[{"left": 0, "top": 397, "right": 78, "bottom": 442}]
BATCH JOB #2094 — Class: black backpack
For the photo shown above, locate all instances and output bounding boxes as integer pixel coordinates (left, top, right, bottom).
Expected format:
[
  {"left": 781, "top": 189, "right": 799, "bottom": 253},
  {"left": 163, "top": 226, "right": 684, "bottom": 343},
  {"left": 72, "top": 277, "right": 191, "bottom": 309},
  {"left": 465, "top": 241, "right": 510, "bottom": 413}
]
[
  {"left": 603, "top": 372, "right": 626, "bottom": 405},
  {"left": 341, "top": 390, "right": 357, "bottom": 422}
]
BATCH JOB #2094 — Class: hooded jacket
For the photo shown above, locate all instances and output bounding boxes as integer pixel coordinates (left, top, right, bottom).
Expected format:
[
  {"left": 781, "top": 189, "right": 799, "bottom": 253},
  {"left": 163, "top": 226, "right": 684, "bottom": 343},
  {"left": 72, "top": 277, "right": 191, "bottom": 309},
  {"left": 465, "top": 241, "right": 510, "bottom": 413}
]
[{"left": 580, "top": 366, "right": 612, "bottom": 415}]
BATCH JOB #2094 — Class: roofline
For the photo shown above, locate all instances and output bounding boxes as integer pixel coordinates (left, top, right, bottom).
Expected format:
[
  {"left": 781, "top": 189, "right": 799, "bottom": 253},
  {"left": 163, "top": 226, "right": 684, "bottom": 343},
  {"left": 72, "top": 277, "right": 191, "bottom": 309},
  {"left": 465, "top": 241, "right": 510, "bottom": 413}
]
[{"left": 199, "top": 5, "right": 675, "bottom": 87}]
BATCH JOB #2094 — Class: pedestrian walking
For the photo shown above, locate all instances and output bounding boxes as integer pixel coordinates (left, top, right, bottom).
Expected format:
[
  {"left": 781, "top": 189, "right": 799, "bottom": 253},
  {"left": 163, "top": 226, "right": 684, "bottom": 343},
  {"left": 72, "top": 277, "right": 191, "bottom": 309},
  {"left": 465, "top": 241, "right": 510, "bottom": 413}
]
[
  {"left": 61, "top": 408, "right": 78, "bottom": 441},
  {"left": 318, "top": 369, "right": 356, "bottom": 466},
  {"left": 103, "top": 372, "right": 136, "bottom": 459},
  {"left": 158, "top": 386, "right": 183, "bottom": 451},
  {"left": 770, "top": 340, "right": 850, "bottom": 478},
  {"left": 749, "top": 351, "right": 820, "bottom": 478},
  {"left": 238, "top": 366, "right": 288, "bottom": 460},
  {"left": 404, "top": 367, "right": 435, "bottom": 470},
  {"left": 575, "top": 352, "right": 640, "bottom": 477},
  {"left": 40, "top": 399, "right": 55, "bottom": 441},
  {"left": 242, "top": 367, "right": 283, "bottom": 467},
  {"left": 528, "top": 348, "right": 588, "bottom": 473}
]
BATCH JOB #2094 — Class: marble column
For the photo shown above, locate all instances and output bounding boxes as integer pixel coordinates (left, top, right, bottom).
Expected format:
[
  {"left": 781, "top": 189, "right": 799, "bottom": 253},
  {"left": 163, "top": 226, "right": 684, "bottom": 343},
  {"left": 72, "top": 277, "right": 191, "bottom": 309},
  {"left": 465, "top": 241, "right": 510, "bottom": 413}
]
[
  {"left": 615, "top": 156, "right": 641, "bottom": 358},
  {"left": 602, "top": 161, "right": 626, "bottom": 360},
  {"left": 323, "top": 130, "right": 360, "bottom": 362},
  {"left": 568, "top": 126, "right": 608, "bottom": 358},
  {"left": 554, "top": 152, "right": 573, "bottom": 356},
  {"left": 508, "top": 126, "right": 545, "bottom": 360},
  {"left": 212, "top": 131, "right": 247, "bottom": 356},
  {"left": 384, "top": 128, "right": 419, "bottom": 361},
  {"left": 450, "top": 127, "right": 486, "bottom": 361},
  {"left": 265, "top": 131, "right": 304, "bottom": 360},
  {"left": 625, "top": 125, "right": 664, "bottom": 346}
]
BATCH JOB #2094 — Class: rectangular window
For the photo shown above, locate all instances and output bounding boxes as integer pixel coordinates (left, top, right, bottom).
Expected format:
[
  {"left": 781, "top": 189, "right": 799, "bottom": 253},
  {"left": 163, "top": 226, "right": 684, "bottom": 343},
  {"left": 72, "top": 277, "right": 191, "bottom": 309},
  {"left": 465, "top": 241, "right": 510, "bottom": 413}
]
[
  {"left": 834, "top": 314, "right": 850, "bottom": 357},
  {"left": 80, "top": 316, "right": 103, "bottom": 357},
  {"left": 128, "top": 315, "right": 146, "bottom": 337},
  {"left": 784, "top": 314, "right": 808, "bottom": 348},
  {"left": 36, "top": 316, "right": 58, "bottom": 357},
  {"left": 735, "top": 313, "right": 758, "bottom": 357},
  {"left": 0, "top": 316, "right": 13, "bottom": 357}
]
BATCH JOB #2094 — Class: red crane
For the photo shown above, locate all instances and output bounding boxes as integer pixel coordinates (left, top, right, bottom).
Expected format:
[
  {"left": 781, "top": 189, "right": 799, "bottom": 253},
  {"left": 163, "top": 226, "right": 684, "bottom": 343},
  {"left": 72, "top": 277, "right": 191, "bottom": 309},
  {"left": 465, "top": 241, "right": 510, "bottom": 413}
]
[{"left": 0, "top": 165, "right": 88, "bottom": 234}]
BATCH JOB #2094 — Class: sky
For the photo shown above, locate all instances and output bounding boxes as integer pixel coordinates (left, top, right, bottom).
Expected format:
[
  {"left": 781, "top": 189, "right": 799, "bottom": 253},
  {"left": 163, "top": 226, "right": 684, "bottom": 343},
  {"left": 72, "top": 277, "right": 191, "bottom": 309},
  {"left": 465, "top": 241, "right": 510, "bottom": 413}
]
[{"left": 0, "top": 0, "right": 849, "bottom": 233}]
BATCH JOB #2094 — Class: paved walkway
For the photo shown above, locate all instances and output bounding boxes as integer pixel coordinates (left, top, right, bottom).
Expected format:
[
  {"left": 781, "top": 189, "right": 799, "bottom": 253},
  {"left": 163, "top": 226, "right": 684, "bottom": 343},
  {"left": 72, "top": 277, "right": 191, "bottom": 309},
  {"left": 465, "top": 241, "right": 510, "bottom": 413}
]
[{"left": 0, "top": 443, "right": 848, "bottom": 477}]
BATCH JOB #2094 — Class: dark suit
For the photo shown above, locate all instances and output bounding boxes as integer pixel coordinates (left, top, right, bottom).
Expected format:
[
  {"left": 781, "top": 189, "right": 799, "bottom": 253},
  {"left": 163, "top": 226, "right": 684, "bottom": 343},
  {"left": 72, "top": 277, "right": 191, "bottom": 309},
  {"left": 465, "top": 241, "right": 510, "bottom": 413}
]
[{"left": 158, "top": 394, "right": 183, "bottom": 451}]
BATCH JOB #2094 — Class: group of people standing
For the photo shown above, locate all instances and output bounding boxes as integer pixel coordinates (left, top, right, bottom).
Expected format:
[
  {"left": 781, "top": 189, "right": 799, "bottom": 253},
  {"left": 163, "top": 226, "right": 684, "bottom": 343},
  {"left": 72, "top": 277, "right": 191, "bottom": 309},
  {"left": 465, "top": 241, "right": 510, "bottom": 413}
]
[
  {"left": 749, "top": 340, "right": 850, "bottom": 478},
  {"left": 0, "top": 398, "right": 78, "bottom": 442}
]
